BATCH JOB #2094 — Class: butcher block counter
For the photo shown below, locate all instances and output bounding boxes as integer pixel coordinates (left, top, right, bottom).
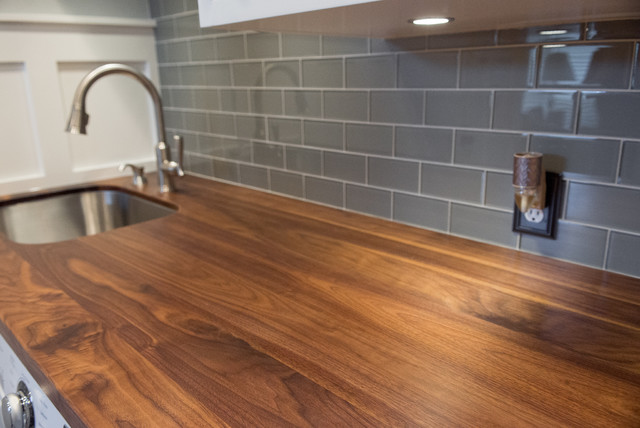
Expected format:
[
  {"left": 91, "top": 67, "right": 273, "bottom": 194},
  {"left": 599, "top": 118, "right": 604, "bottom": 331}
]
[{"left": 1, "top": 174, "right": 639, "bottom": 427}]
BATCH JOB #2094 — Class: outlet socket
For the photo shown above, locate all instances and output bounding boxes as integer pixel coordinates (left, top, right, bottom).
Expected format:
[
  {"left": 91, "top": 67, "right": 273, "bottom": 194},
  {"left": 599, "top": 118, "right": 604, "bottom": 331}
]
[{"left": 512, "top": 172, "right": 561, "bottom": 238}]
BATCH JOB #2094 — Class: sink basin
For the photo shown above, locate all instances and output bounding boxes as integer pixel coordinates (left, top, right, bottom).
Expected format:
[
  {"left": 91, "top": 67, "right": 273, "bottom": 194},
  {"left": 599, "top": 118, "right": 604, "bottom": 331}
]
[{"left": 0, "top": 187, "right": 176, "bottom": 244}]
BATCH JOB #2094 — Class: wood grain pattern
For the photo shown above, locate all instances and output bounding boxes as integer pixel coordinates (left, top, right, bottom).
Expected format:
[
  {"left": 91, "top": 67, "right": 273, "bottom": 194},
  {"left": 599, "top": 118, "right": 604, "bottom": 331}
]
[{"left": 1, "top": 174, "right": 639, "bottom": 427}]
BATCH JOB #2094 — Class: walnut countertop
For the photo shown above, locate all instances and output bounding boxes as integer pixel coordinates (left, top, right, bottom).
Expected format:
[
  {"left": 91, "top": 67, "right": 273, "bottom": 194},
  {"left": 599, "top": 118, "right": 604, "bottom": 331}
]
[{"left": 1, "top": 174, "right": 639, "bottom": 427}]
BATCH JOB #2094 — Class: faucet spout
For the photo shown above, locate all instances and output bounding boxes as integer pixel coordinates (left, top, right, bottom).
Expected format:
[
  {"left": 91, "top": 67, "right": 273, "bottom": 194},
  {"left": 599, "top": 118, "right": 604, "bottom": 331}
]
[{"left": 65, "top": 63, "right": 183, "bottom": 193}]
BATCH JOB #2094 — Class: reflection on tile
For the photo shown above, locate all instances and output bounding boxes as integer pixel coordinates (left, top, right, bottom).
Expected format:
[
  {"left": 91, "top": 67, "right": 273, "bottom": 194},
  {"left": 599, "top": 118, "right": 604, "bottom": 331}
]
[
  {"left": 566, "top": 182, "right": 640, "bottom": 233},
  {"left": 236, "top": 115, "right": 266, "bottom": 140},
  {"left": 233, "top": 62, "right": 263, "bottom": 87},
  {"left": 485, "top": 172, "right": 513, "bottom": 209},
  {"left": 324, "top": 152, "right": 366, "bottom": 183},
  {"left": 368, "top": 157, "right": 419, "bottom": 192},
  {"left": 239, "top": 164, "right": 269, "bottom": 189},
  {"left": 346, "top": 124, "right": 392, "bottom": 155},
  {"left": 428, "top": 30, "right": 496, "bottom": 49},
  {"left": 395, "top": 127, "right": 453, "bottom": 162},
  {"left": 578, "top": 92, "right": 640, "bottom": 139},
  {"left": 372, "top": 36, "right": 426, "bottom": 53},
  {"left": 305, "top": 177, "right": 343, "bottom": 207},
  {"left": 633, "top": 43, "right": 640, "bottom": 89},
  {"left": 265, "top": 61, "right": 300, "bottom": 87},
  {"left": 346, "top": 55, "right": 396, "bottom": 88},
  {"left": 426, "top": 91, "right": 492, "bottom": 128},
  {"left": 398, "top": 51, "right": 458, "bottom": 88},
  {"left": 304, "top": 120, "right": 343, "bottom": 149},
  {"left": 270, "top": 170, "right": 304, "bottom": 197},
  {"left": 586, "top": 19, "right": 640, "bottom": 40},
  {"left": 199, "top": 136, "right": 251, "bottom": 161},
  {"left": 220, "top": 89, "right": 249, "bottom": 112},
  {"left": 371, "top": 91, "right": 424, "bottom": 124},
  {"left": 451, "top": 204, "right": 517, "bottom": 247},
  {"left": 286, "top": 146, "right": 321, "bottom": 175},
  {"left": 302, "top": 59, "right": 343, "bottom": 88},
  {"left": 530, "top": 135, "right": 619, "bottom": 182},
  {"left": 282, "top": 34, "right": 320, "bottom": 57},
  {"left": 493, "top": 90, "right": 577, "bottom": 133},
  {"left": 498, "top": 23, "right": 583, "bottom": 44},
  {"left": 607, "top": 232, "right": 640, "bottom": 278},
  {"left": 324, "top": 91, "right": 368, "bottom": 121},
  {"left": 393, "top": 193, "right": 448, "bottom": 231},
  {"left": 252, "top": 142, "right": 284, "bottom": 167},
  {"left": 521, "top": 221, "right": 608, "bottom": 268},
  {"left": 322, "top": 36, "right": 368, "bottom": 56},
  {"left": 284, "top": 90, "right": 321, "bottom": 117},
  {"left": 538, "top": 43, "right": 633, "bottom": 89},
  {"left": 346, "top": 184, "right": 391, "bottom": 218},
  {"left": 216, "top": 35, "right": 246, "bottom": 60},
  {"left": 421, "top": 164, "right": 483, "bottom": 203},
  {"left": 454, "top": 131, "right": 527, "bottom": 170},
  {"left": 268, "top": 118, "right": 302, "bottom": 144},
  {"left": 460, "top": 47, "right": 536, "bottom": 88},
  {"left": 249, "top": 89, "right": 282, "bottom": 115},
  {"left": 619, "top": 141, "right": 640, "bottom": 186},
  {"left": 187, "top": 153, "right": 213, "bottom": 177},
  {"left": 247, "top": 33, "right": 279, "bottom": 59}
]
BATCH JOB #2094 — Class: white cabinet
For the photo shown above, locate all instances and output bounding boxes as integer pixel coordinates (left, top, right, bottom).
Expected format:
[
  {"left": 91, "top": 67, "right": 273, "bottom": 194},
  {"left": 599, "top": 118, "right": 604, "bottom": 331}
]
[{"left": 198, "top": 0, "right": 640, "bottom": 38}]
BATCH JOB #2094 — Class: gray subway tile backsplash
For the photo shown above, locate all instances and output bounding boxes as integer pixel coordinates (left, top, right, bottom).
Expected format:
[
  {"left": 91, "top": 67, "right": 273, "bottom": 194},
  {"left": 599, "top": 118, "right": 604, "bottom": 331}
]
[{"left": 152, "top": 2, "right": 640, "bottom": 278}]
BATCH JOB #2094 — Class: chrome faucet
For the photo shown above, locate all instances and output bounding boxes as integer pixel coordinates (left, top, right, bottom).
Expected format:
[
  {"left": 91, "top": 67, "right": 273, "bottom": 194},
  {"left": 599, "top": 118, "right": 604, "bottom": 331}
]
[{"left": 65, "top": 63, "right": 184, "bottom": 193}]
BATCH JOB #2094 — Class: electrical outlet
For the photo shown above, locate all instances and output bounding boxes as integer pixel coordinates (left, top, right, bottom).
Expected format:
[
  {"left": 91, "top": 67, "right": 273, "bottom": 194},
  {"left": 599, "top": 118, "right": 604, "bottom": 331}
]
[{"left": 512, "top": 172, "right": 561, "bottom": 239}]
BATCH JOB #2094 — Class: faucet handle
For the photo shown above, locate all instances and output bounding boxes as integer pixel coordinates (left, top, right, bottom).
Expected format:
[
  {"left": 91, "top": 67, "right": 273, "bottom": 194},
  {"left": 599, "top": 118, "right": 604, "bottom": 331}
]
[
  {"left": 173, "top": 135, "right": 184, "bottom": 171},
  {"left": 119, "top": 163, "right": 147, "bottom": 187}
]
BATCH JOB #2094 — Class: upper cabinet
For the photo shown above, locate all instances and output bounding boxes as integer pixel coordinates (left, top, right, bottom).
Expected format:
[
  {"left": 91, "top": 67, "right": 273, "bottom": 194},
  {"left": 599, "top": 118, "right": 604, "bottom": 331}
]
[{"left": 197, "top": 0, "right": 640, "bottom": 38}]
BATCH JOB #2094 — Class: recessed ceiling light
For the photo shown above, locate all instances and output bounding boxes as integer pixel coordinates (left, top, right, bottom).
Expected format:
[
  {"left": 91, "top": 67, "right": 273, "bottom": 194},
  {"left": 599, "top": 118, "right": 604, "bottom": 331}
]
[
  {"left": 539, "top": 29, "right": 568, "bottom": 35},
  {"left": 410, "top": 17, "right": 453, "bottom": 26}
]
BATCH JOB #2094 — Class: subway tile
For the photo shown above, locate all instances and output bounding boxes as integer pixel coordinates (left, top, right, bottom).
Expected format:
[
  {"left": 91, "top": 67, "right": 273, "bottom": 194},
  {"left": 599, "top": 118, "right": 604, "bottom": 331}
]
[
  {"left": 421, "top": 164, "right": 483, "bottom": 203},
  {"left": 372, "top": 37, "right": 426, "bottom": 53},
  {"left": 216, "top": 35, "right": 246, "bottom": 60},
  {"left": 213, "top": 159, "right": 240, "bottom": 182},
  {"left": 184, "top": 111, "right": 209, "bottom": 133},
  {"left": 371, "top": 91, "right": 424, "bottom": 125},
  {"left": 304, "top": 120, "right": 343, "bottom": 149},
  {"left": 395, "top": 127, "right": 453, "bottom": 162},
  {"left": 236, "top": 115, "right": 266, "bottom": 140},
  {"left": 233, "top": 62, "right": 263, "bottom": 86},
  {"left": 454, "top": 130, "right": 527, "bottom": 170},
  {"left": 530, "top": 135, "right": 620, "bottom": 182},
  {"left": 393, "top": 193, "right": 449, "bottom": 232},
  {"left": 180, "top": 133, "right": 198, "bottom": 153},
  {"left": 578, "top": 92, "right": 640, "bottom": 139},
  {"left": 188, "top": 154, "right": 214, "bottom": 177},
  {"left": 270, "top": 170, "right": 304, "bottom": 197},
  {"left": 368, "top": 158, "right": 419, "bottom": 192},
  {"left": 425, "top": 90, "right": 492, "bottom": 128},
  {"left": 249, "top": 89, "right": 283, "bottom": 115},
  {"left": 164, "top": 110, "right": 183, "bottom": 130},
  {"left": 149, "top": 1, "right": 164, "bottom": 19},
  {"left": 428, "top": 30, "right": 496, "bottom": 49},
  {"left": 345, "top": 124, "right": 393, "bottom": 156},
  {"left": 346, "top": 185, "right": 392, "bottom": 218},
  {"left": 181, "top": 64, "right": 205, "bottom": 86},
  {"left": 322, "top": 36, "right": 369, "bottom": 56},
  {"left": 460, "top": 47, "right": 536, "bottom": 88},
  {"left": 184, "top": 0, "right": 198, "bottom": 12},
  {"left": 397, "top": 51, "right": 458, "bottom": 88},
  {"left": 165, "top": 41, "right": 190, "bottom": 63},
  {"left": 493, "top": 90, "right": 577, "bottom": 133},
  {"left": 190, "top": 39, "right": 216, "bottom": 62},
  {"left": 586, "top": 19, "right": 640, "bottom": 40},
  {"left": 485, "top": 172, "right": 514, "bottom": 209},
  {"left": 194, "top": 89, "right": 220, "bottom": 110},
  {"left": 239, "top": 164, "right": 269, "bottom": 189},
  {"left": 199, "top": 136, "right": 251, "bottom": 161},
  {"left": 154, "top": 18, "right": 174, "bottom": 41},
  {"left": 451, "top": 204, "right": 517, "bottom": 247},
  {"left": 283, "top": 34, "right": 321, "bottom": 57},
  {"left": 170, "top": 88, "right": 193, "bottom": 108},
  {"left": 268, "top": 118, "right": 302, "bottom": 144},
  {"left": 247, "top": 33, "right": 280, "bottom": 59},
  {"left": 633, "top": 43, "right": 640, "bottom": 89},
  {"left": 286, "top": 146, "right": 322, "bottom": 174},
  {"left": 324, "top": 152, "right": 366, "bottom": 183},
  {"left": 162, "top": 0, "right": 185, "bottom": 16},
  {"left": 498, "top": 23, "right": 583, "bottom": 44},
  {"left": 305, "top": 177, "right": 344, "bottom": 207},
  {"left": 220, "top": 89, "right": 249, "bottom": 112},
  {"left": 209, "top": 113, "right": 236, "bottom": 136},
  {"left": 265, "top": 60, "right": 300, "bottom": 87},
  {"left": 619, "top": 141, "right": 640, "bottom": 186},
  {"left": 302, "top": 59, "right": 343, "bottom": 88},
  {"left": 520, "top": 221, "right": 608, "bottom": 268},
  {"left": 566, "top": 182, "right": 640, "bottom": 233},
  {"left": 203, "top": 64, "right": 231, "bottom": 86},
  {"left": 156, "top": 43, "right": 169, "bottom": 64},
  {"left": 284, "top": 90, "right": 322, "bottom": 117},
  {"left": 159, "top": 65, "right": 181, "bottom": 85},
  {"left": 252, "top": 142, "right": 284, "bottom": 167},
  {"left": 174, "top": 14, "right": 200, "bottom": 38},
  {"left": 538, "top": 43, "right": 634, "bottom": 89},
  {"left": 346, "top": 55, "right": 396, "bottom": 88},
  {"left": 607, "top": 232, "right": 640, "bottom": 278},
  {"left": 324, "top": 91, "right": 368, "bottom": 121}
]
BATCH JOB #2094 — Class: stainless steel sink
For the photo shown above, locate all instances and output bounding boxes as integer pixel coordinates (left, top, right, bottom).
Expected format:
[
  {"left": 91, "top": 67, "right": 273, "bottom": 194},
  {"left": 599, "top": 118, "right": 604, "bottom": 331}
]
[{"left": 0, "top": 187, "right": 176, "bottom": 244}]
